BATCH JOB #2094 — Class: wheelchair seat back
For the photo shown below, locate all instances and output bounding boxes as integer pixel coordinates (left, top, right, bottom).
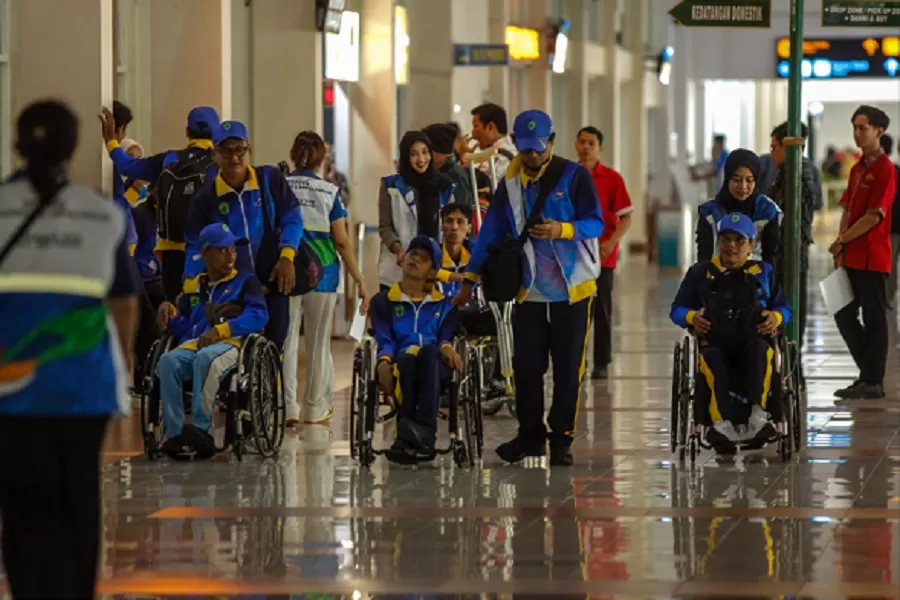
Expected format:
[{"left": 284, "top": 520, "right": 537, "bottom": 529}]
[{"left": 703, "top": 268, "right": 763, "bottom": 350}]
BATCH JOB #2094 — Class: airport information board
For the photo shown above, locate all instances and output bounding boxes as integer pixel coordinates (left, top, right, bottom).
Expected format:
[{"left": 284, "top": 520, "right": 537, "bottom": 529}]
[
  {"left": 775, "top": 36, "right": 900, "bottom": 78},
  {"left": 822, "top": 1, "right": 900, "bottom": 27},
  {"left": 669, "top": 0, "right": 771, "bottom": 28}
]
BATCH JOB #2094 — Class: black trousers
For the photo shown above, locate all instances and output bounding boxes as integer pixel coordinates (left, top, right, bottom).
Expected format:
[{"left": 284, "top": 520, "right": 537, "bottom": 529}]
[
  {"left": 265, "top": 294, "right": 290, "bottom": 350},
  {"left": 698, "top": 337, "right": 774, "bottom": 424},
  {"left": 134, "top": 279, "right": 166, "bottom": 378},
  {"left": 835, "top": 268, "right": 888, "bottom": 385},
  {"left": 160, "top": 249, "right": 186, "bottom": 302},
  {"left": 512, "top": 299, "right": 592, "bottom": 444},
  {"left": 396, "top": 345, "right": 449, "bottom": 430},
  {"left": 0, "top": 416, "right": 109, "bottom": 599},
  {"left": 592, "top": 269, "right": 615, "bottom": 369}
]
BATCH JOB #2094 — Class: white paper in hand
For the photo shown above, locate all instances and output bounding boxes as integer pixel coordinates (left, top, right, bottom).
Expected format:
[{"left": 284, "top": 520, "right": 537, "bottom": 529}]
[
  {"left": 819, "top": 267, "right": 854, "bottom": 317},
  {"left": 348, "top": 300, "right": 367, "bottom": 341}
]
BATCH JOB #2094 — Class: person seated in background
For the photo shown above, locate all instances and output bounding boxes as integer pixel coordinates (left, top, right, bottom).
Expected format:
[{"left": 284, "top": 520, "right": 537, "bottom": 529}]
[
  {"left": 371, "top": 235, "right": 463, "bottom": 464},
  {"left": 155, "top": 223, "right": 268, "bottom": 459},
  {"left": 671, "top": 213, "right": 792, "bottom": 452},
  {"left": 435, "top": 203, "right": 474, "bottom": 298}
]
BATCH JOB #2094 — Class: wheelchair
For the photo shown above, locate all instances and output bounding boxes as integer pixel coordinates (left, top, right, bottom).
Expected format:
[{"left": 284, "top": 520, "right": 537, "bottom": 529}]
[
  {"left": 456, "top": 300, "right": 517, "bottom": 417},
  {"left": 349, "top": 331, "right": 484, "bottom": 469},
  {"left": 138, "top": 333, "right": 286, "bottom": 461},
  {"left": 670, "top": 332, "right": 802, "bottom": 463}
]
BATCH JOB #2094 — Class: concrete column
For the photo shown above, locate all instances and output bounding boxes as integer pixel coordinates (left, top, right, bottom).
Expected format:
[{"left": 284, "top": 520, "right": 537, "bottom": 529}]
[
  {"left": 9, "top": 0, "right": 114, "bottom": 190},
  {"left": 486, "top": 0, "right": 509, "bottom": 109},
  {"left": 598, "top": 0, "right": 621, "bottom": 171},
  {"left": 149, "top": 0, "right": 231, "bottom": 152},
  {"left": 407, "top": 0, "right": 453, "bottom": 127},
  {"left": 349, "top": 0, "right": 395, "bottom": 285},
  {"left": 523, "top": 0, "right": 550, "bottom": 114},
  {"left": 622, "top": 0, "right": 648, "bottom": 253},
  {"left": 561, "top": 0, "right": 589, "bottom": 153},
  {"left": 247, "top": 0, "right": 322, "bottom": 165}
]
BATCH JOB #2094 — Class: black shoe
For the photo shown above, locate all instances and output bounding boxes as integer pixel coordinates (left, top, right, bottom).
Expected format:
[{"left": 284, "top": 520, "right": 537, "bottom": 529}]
[
  {"left": 398, "top": 418, "right": 436, "bottom": 452},
  {"left": 385, "top": 438, "right": 420, "bottom": 465},
  {"left": 834, "top": 381, "right": 863, "bottom": 398},
  {"left": 549, "top": 439, "right": 574, "bottom": 467},
  {"left": 590, "top": 366, "right": 608, "bottom": 381},
  {"left": 851, "top": 383, "right": 886, "bottom": 399},
  {"left": 705, "top": 428, "right": 737, "bottom": 454},
  {"left": 754, "top": 422, "right": 778, "bottom": 442},
  {"left": 496, "top": 435, "right": 546, "bottom": 464}
]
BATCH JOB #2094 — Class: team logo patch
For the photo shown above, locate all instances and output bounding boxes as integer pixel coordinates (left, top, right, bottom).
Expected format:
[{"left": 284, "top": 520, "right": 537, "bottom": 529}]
[
  {"left": 394, "top": 305, "right": 405, "bottom": 318},
  {"left": 222, "top": 122, "right": 233, "bottom": 132},
  {"left": 191, "top": 296, "right": 200, "bottom": 308},
  {"left": 731, "top": 214, "right": 741, "bottom": 222},
  {"left": 865, "top": 173, "right": 876, "bottom": 182},
  {"left": 527, "top": 120, "right": 536, "bottom": 131},
  {"left": 218, "top": 202, "right": 230, "bottom": 215}
]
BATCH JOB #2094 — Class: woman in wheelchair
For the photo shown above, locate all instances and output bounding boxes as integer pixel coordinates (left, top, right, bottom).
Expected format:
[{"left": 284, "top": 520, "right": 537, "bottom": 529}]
[
  {"left": 671, "top": 213, "right": 792, "bottom": 451},
  {"left": 155, "top": 223, "right": 268, "bottom": 458},
  {"left": 371, "top": 235, "right": 463, "bottom": 464}
]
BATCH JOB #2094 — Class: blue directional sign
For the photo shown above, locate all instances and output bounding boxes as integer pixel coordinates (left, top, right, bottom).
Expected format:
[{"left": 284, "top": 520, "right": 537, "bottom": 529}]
[
  {"left": 453, "top": 44, "right": 510, "bottom": 67},
  {"left": 885, "top": 57, "right": 900, "bottom": 76},
  {"left": 775, "top": 36, "right": 900, "bottom": 79}
]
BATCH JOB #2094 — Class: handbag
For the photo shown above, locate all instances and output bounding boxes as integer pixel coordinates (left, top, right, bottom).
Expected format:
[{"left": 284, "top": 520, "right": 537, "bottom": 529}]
[
  {"left": 480, "top": 157, "right": 566, "bottom": 302},
  {"left": 256, "top": 167, "right": 323, "bottom": 296}
]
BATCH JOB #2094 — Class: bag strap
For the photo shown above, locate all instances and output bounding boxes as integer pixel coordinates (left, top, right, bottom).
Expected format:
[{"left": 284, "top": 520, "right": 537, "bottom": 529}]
[
  {"left": 515, "top": 156, "right": 567, "bottom": 249},
  {"left": 259, "top": 166, "right": 276, "bottom": 233},
  {"left": 0, "top": 196, "right": 57, "bottom": 271},
  {"left": 497, "top": 148, "right": 516, "bottom": 161}
]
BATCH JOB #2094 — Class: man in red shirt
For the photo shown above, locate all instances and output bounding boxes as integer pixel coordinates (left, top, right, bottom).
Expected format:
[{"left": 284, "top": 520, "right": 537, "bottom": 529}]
[
  {"left": 829, "top": 105, "right": 897, "bottom": 399},
  {"left": 575, "top": 126, "right": 633, "bottom": 379}
]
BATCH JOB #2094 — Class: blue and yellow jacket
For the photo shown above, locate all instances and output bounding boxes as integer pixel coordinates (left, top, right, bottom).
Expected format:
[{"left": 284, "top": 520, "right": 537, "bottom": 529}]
[
  {"left": 670, "top": 257, "right": 792, "bottom": 329},
  {"left": 105, "top": 139, "right": 218, "bottom": 251},
  {"left": 696, "top": 194, "right": 782, "bottom": 265},
  {"left": 371, "top": 284, "right": 457, "bottom": 362},
  {"left": 465, "top": 155, "right": 604, "bottom": 304},
  {"left": 129, "top": 191, "right": 161, "bottom": 282},
  {"left": 435, "top": 240, "right": 473, "bottom": 298},
  {"left": 167, "top": 269, "right": 268, "bottom": 349},
  {"left": 182, "top": 166, "right": 304, "bottom": 285}
]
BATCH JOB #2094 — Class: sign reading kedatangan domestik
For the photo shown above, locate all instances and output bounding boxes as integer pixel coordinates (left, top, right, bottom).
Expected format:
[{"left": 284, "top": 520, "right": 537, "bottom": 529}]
[{"left": 669, "top": 0, "right": 771, "bottom": 28}]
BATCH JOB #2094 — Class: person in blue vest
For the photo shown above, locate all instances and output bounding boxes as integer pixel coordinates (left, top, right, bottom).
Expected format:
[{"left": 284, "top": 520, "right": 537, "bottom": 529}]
[
  {"left": 434, "top": 202, "right": 474, "bottom": 298},
  {"left": 0, "top": 100, "right": 140, "bottom": 598},
  {"left": 378, "top": 131, "right": 457, "bottom": 290},
  {"left": 453, "top": 109, "right": 604, "bottom": 467},
  {"left": 282, "top": 131, "right": 370, "bottom": 426},
  {"left": 696, "top": 148, "right": 782, "bottom": 266},
  {"left": 181, "top": 120, "right": 303, "bottom": 349}
]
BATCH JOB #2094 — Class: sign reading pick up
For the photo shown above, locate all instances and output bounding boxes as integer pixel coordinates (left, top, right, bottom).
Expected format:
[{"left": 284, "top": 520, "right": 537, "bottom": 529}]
[
  {"left": 669, "top": 0, "right": 771, "bottom": 27},
  {"left": 454, "top": 44, "right": 510, "bottom": 67},
  {"left": 822, "top": 1, "right": 900, "bottom": 27}
]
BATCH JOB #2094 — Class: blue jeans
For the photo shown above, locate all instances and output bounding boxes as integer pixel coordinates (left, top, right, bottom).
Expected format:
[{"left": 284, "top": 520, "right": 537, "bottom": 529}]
[{"left": 157, "top": 342, "right": 238, "bottom": 436}]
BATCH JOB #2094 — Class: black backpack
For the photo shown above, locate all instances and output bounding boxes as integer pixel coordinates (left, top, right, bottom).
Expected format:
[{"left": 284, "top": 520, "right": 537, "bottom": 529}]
[
  {"left": 702, "top": 266, "right": 763, "bottom": 349},
  {"left": 155, "top": 149, "right": 214, "bottom": 243}
]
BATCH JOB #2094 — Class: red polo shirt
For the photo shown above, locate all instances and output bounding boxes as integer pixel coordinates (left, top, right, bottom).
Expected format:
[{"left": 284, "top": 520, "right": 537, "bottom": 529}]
[
  {"left": 839, "top": 150, "right": 897, "bottom": 273},
  {"left": 587, "top": 161, "right": 633, "bottom": 269}
]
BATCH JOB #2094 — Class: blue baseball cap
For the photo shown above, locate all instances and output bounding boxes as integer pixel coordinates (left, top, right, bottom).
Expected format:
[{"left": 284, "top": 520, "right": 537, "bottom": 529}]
[
  {"left": 406, "top": 235, "right": 443, "bottom": 269},
  {"left": 213, "top": 120, "right": 249, "bottom": 146},
  {"left": 199, "top": 223, "right": 249, "bottom": 250},
  {"left": 512, "top": 110, "right": 554, "bottom": 153},
  {"left": 187, "top": 106, "right": 220, "bottom": 136},
  {"left": 717, "top": 213, "right": 756, "bottom": 239}
]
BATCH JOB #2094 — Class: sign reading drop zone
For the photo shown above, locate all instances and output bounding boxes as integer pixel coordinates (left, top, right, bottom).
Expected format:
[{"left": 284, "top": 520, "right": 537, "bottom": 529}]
[
  {"left": 669, "top": 0, "right": 771, "bottom": 28},
  {"left": 822, "top": 1, "right": 900, "bottom": 27}
]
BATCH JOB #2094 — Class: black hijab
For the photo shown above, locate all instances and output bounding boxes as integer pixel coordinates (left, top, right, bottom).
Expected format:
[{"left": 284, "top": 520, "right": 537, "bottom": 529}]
[
  {"left": 398, "top": 131, "right": 454, "bottom": 239},
  {"left": 714, "top": 148, "right": 761, "bottom": 216}
]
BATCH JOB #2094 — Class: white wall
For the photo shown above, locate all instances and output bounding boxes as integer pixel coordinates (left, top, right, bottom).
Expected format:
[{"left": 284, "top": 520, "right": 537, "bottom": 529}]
[{"left": 815, "top": 101, "right": 900, "bottom": 158}]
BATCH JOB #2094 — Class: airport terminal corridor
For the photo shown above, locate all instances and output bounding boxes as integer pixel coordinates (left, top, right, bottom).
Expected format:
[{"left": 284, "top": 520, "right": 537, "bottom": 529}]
[{"left": 81, "top": 250, "right": 900, "bottom": 599}]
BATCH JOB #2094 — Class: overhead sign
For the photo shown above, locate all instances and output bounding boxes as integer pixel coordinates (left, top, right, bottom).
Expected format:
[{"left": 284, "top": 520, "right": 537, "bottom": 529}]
[
  {"left": 822, "top": 1, "right": 900, "bottom": 27},
  {"left": 505, "top": 26, "right": 540, "bottom": 61},
  {"left": 775, "top": 36, "right": 900, "bottom": 79},
  {"left": 454, "top": 44, "right": 509, "bottom": 66},
  {"left": 325, "top": 10, "right": 359, "bottom": 82},
  {"left": 668, "top": 0, "right": 771, "bottom": 28},
  {"left": 394, "top": 5, "right": 409, "bottom": 85}
]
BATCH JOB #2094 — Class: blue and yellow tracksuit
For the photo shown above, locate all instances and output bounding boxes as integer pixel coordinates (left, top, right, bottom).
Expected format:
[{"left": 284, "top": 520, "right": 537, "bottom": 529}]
[
  {"left": 160, "top": 269, "right": 268, "bottom": 435},
  {"left": 465, "top": 155, "right": 603, "bottom": 444},
  {"left": 696, "top": 194, "right": 782, "bottom": 266},
  {"left": 670, "top": 257, "right": 792, "bottom": 424},
  {"left": 371, "top": 284, "right": 457, "bottom": 430},
  {"left": 182, "top": 166, "right": 303, "bottom": 348},
  {"left": 435, "top": 240, "right": 473, "bottom": 298}
]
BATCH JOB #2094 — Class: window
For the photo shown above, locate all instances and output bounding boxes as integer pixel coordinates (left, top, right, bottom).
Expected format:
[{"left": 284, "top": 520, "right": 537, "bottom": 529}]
[{"left": 0, "top": 0, "right": 10, "bottom": 178}]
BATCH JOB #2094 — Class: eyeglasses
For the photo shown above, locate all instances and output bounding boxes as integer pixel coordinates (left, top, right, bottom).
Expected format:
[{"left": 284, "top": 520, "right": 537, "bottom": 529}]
[{"left": 217, "top": 145, "right": 249, "bottom": 159}]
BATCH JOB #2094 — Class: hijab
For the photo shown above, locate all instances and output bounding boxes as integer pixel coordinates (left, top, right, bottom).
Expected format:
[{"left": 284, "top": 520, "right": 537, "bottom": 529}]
[
  {"left": 714, "top": 148, "right": 761, "bottom": 216},
  {"left": 398, "top": 131, "right": 454, "bottom": 239}
]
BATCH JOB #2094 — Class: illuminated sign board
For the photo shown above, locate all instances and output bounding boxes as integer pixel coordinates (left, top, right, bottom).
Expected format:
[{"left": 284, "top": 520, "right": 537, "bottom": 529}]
[
  {"left": 325, "top": 10, "right": 359, "bottom": 82},
  {"left": 454, "top": 44, "right": 509, "bottom": 66},
  {"left": 505, "top": 26, "right": 540, "bottom": 61},
  {"left": 775, "top": 36, "right": 900, "bottom": 78}
]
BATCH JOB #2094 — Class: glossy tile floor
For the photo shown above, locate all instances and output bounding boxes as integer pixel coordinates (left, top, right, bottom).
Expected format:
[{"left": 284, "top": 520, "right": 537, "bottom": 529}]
[{"left": 14, "top": 251, "right": 900, "bottom": 599}]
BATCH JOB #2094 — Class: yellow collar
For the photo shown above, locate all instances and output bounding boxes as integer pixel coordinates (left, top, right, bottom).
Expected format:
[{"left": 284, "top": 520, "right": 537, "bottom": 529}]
[
  {"left": 514, "top": 153, "right": 554, "bottom": 187},
  {"left": 387, "top": 282, "right": 444, "bottom": 302},
  {"left": 442, "top": 242, "right": 470, "bottom": 269},
  {"left": 215, "top": 166, "right": 259, "bottom": 197},
  {"left": 208, "top": 268, "right": 239, "bottom": 285},
  {"left": 187, "top": 139, "right": 215, "bottom": 151},
  {"left": 712, "top": 255, "right": 753, "bottom": 271}
]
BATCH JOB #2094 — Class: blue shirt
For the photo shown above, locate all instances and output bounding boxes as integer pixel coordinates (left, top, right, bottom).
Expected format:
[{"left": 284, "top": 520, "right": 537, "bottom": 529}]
[{"left": 290, "top": 169, "right": 348, "bottom": 293}]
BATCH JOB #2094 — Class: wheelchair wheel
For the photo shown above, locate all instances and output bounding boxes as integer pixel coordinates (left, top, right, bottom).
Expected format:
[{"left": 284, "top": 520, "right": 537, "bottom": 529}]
[
  {"left": 467, "top": 346, "right": 485, "bottom": 460},
  {"left": 247, "top": 337, "right": 285, "bottom": 458},
  {"left": 678, "top": 338, "right": 692, "bottom": 459},
  {"left": 139, "top": 335, "right": 175, "bottom": 460},
  {"left": 479, "top": 344, "right": 504, "bottom": 416},
  {"left": 349, "top": 347, "right": 365, "bottom": 460},
  {"left": 670, "top": 341, "right": 683, "bottom": 454},
  {"left": 356, "top": 340, "right": 377, "bottom": 469}
]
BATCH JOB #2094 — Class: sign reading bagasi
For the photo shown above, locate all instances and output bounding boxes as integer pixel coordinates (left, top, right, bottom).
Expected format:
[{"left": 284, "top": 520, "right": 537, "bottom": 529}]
[
  {"left": 823, "top": 1, "right": 900, "bottom": 27},
  {"left": 669, "top": 0, "right": 771, "bottom": 28},
  {"left": 454, "top": 44, "right": 510, "bottom": 67}
]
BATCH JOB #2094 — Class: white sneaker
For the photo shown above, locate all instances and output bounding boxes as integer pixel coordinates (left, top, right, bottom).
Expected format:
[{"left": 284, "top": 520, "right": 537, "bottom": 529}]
[
  {"left": 748, "top": 405, "right": 771, "bottom": 438},
  {"left": 713, "top": 420, "right": 740, "bottom": 442}
]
